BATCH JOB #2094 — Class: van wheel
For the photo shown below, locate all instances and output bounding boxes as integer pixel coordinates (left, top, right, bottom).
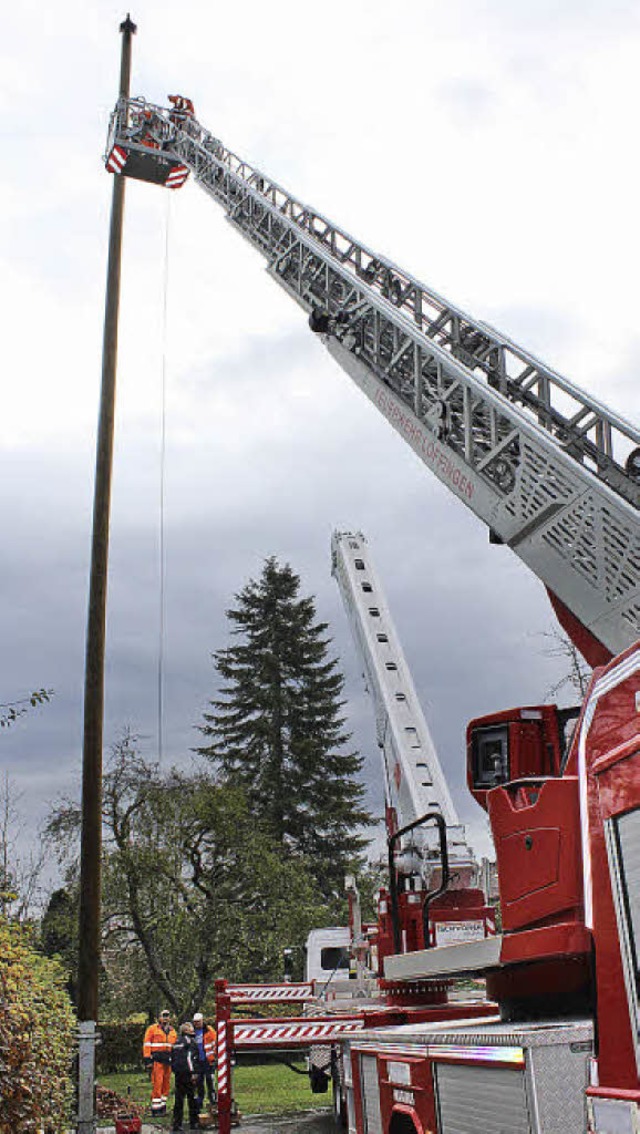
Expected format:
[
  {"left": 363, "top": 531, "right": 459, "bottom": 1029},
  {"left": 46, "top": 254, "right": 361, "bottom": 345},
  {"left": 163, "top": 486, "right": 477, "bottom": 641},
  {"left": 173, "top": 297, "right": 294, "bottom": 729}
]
[{"left": 309, "top": 1064, "right": 329, "bottom": 1094}]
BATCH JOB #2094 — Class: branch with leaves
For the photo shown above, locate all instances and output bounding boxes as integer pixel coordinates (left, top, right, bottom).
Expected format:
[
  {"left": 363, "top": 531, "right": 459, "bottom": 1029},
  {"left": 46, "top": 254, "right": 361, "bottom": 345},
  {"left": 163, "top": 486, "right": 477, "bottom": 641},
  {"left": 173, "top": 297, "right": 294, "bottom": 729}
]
[{"left": 0, "top": 688, "right": 53, "bottom": 729}]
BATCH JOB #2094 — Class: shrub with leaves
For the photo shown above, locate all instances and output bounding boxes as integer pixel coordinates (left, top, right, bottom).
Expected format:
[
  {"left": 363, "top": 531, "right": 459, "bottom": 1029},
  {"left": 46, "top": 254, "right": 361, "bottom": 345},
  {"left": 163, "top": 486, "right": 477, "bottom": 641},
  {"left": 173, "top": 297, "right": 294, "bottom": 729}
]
[{"left": 0, "top": 916, "right": 76, "bottom": 1132}]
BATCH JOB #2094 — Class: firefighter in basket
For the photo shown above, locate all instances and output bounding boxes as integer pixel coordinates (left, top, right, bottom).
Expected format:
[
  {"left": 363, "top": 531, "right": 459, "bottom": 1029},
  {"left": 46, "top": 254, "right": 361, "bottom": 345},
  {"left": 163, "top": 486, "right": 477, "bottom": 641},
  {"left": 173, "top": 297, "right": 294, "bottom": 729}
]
[
  {"left": 168, "top": 94, "right": 195, "bottom": 123},
  {"left": 129, "top": 106, "right": 160, "bottom": 150},
  {"left": 143, "top": 1009, "right": 177, "bottom": 1117}
]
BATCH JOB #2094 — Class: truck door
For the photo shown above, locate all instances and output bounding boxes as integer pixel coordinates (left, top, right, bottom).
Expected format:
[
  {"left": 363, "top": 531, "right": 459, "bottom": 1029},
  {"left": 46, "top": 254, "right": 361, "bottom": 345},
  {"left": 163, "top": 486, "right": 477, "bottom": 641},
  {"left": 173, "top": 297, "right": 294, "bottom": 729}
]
[
  {"left": 582, "top": 646, "right": 640, "bottom": 1105},
  {"left": 608, "top": 806, "right": 640, "bottom": 1055}
]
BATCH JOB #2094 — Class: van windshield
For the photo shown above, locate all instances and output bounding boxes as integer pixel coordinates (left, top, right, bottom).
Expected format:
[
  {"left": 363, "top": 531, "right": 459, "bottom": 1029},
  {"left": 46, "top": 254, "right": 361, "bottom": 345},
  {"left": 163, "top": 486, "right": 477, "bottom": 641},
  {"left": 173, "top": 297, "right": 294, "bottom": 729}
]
[{"left": 320, "top": 946, "right": 349, "bottom": 972}]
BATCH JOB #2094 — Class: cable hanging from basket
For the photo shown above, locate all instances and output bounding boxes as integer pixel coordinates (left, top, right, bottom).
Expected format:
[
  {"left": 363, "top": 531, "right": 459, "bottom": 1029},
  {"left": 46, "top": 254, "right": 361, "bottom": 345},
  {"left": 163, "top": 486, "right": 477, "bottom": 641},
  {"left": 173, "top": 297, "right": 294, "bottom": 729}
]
[{"left": 158, "top": 190, "right": 172, "bottom": 765}]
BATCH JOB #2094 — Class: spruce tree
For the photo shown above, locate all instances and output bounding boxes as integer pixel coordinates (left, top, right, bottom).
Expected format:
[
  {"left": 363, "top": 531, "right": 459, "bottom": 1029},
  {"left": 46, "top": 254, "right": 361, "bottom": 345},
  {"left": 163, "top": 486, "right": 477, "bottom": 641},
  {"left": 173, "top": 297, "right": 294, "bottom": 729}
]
[{"left": 196, "top": 557, "right": 371, "bottom": 900}]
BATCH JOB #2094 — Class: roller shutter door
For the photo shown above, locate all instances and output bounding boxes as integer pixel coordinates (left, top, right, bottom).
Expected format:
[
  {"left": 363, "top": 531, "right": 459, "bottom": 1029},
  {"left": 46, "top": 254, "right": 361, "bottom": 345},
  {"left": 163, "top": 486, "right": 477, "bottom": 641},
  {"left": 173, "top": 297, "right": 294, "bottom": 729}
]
[
  {"left": 360, "top": 1054, "right": 383, "bottom": 1134},
  {"left": 435, "top": 1062, "right": 531, "bottom": 1134}
]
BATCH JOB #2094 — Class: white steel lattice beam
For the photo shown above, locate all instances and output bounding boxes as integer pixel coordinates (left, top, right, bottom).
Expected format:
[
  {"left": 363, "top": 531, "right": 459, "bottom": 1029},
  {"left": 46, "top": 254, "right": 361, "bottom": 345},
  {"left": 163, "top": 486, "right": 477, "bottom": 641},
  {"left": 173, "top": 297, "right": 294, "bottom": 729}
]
[
  {"left": 331, "top": 529, "right": 477, "bottom": 878},
  {"left": 107, "top": 99, "right": 640, "bottom": 656}
]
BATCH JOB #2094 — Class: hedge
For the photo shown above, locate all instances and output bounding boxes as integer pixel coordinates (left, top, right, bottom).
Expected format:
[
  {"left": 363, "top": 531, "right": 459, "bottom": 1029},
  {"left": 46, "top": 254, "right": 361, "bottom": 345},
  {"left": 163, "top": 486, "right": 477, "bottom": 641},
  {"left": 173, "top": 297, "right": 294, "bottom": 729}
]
[
  {"left": 97, "top": 1022, "right": 146, "bottom": 1073},
  {"left": 0, "top": 916, "right": 76, "bottom": 1132}
]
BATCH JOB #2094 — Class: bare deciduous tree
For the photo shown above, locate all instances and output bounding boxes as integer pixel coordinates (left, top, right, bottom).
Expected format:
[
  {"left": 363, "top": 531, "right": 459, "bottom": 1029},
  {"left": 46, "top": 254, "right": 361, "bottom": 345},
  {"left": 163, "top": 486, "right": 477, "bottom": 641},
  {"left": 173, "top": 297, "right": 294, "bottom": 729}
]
[
  {"left": 0, "top": 773, "right": 45, "bottom": 920},
  {"left": 535, "top": 630, "right": 591, "bottom": 702}
]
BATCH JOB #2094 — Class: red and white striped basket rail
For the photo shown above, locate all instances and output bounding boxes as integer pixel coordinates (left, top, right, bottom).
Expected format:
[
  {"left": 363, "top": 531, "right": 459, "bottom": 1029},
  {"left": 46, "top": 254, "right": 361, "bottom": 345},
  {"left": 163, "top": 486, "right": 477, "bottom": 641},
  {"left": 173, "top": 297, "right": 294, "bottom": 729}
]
[
  {"left": 231, "top": 1015, "right": 365, "bottom": 1049},
  {"left": 225, "top": 982, "right": 316, "bottom": 1005}
]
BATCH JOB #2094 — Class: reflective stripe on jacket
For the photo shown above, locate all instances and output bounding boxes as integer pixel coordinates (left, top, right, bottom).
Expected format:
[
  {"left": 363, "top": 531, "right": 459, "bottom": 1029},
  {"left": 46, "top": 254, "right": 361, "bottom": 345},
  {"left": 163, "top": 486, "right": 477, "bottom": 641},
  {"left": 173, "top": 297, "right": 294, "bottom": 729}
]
[
  {"left": 171, "top": 1035, "right": 199, "bottom": 1076},
  {"left": 143, "top": 1022, "right": 177, "bottom": 1061},
  {"left": 203, "top": 1025, "right": 217, "bottom": 1064}
]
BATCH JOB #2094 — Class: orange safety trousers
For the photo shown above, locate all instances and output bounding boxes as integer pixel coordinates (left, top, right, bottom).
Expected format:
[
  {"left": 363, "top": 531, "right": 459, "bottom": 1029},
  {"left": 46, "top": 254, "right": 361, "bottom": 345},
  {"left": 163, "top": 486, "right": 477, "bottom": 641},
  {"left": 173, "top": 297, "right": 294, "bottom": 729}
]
[{"left": 151, "top": 1061, "right": 171, "bottom": 1112}]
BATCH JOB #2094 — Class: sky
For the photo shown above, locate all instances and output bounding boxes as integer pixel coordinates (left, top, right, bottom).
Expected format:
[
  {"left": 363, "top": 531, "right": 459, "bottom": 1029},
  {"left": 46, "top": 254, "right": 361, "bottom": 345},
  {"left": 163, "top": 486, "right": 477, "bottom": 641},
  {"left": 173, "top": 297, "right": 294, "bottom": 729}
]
[{"left": 2, "top": 0, "right": 640, "bottom": 883}]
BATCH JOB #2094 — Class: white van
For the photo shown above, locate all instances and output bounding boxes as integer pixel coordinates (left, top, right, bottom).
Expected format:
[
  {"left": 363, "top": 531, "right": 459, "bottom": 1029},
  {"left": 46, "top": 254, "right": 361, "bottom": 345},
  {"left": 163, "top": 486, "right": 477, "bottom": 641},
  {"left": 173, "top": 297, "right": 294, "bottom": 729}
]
[{"left": 304, "top": 926, "right": 351, "bottom": 988}]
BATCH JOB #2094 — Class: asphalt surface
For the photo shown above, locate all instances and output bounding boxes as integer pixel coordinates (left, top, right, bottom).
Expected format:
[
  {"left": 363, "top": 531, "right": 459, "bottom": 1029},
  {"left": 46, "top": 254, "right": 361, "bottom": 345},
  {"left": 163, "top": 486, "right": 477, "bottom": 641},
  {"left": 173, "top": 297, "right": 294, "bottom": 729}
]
[
  {"left": 236, "top": 1113, "right": 334, "bottom": 1134},
  {"left": 132, "top": 1114, "right": 334, "bottom": 1134}
]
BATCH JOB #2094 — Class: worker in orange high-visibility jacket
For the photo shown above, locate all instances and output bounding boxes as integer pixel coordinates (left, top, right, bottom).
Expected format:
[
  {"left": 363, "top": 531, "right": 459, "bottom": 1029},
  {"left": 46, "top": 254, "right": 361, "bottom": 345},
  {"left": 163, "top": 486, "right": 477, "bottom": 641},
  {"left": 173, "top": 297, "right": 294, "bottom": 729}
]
[
  {"left": 143, "top": 1010, "right": 178, "bottom": 1117},
  {"left": 193, "top": 1012, "right": 217, "bottom": 1113}
]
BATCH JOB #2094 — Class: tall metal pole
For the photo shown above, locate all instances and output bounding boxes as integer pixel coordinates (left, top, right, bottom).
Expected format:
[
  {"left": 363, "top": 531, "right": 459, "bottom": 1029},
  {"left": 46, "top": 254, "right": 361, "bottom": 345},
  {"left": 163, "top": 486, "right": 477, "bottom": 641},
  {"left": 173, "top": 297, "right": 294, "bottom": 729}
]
[{"left": 77, "top": 16, "right": 136, "bottom": 1134}]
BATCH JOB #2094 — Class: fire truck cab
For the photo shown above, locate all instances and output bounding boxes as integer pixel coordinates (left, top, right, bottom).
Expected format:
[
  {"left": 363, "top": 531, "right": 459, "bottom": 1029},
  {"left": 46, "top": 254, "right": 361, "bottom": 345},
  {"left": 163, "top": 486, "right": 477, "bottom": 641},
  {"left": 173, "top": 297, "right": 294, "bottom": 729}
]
[{"left": 340, "top": 647, "right": 640, "bottom": 1133}]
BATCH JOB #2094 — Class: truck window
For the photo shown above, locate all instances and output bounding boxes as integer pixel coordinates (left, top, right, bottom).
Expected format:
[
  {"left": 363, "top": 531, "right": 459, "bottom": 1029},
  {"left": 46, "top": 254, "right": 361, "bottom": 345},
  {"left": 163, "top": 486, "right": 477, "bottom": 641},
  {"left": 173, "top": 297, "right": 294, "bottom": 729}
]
[
  {"left": 609, "top": 804, "right": 640, "bottom": 1073},
  {"left": 471, "top": 725, "right": 509, "bottom": 788}
]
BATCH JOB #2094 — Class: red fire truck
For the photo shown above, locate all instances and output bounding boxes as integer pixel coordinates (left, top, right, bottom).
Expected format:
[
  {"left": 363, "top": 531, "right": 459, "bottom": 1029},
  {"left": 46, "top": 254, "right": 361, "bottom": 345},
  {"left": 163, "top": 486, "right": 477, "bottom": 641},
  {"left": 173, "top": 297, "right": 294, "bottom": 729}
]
[{"left": 105, "top": 91, "right": 640, "bottom": 1134}]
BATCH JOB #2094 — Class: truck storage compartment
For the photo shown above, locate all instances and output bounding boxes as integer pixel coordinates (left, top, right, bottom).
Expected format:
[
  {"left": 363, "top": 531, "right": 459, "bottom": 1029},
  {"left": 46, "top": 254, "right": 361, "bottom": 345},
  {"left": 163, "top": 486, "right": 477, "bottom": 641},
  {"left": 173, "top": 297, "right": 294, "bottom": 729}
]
[{"left": 435, "top": 1063, "right": 529, "bottom": 1133}]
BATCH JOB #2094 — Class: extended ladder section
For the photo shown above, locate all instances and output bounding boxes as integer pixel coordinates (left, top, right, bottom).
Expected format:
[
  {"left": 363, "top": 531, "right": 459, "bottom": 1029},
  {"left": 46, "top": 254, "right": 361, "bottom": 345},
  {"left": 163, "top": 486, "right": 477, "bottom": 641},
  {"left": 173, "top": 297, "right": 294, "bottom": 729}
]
[
  {"left": 106, "top": 99, "right": 640, "bottom": 659},
  {"left": 331, "top": 530, "right": 476, "bottom": 880}
]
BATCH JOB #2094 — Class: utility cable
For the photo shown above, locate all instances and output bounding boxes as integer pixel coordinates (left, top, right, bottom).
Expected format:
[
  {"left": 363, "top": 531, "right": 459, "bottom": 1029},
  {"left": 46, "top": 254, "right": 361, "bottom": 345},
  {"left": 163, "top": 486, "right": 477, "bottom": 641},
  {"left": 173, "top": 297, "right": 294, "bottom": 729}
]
[{"left": 158, "top": 192, "right": 171, "bottom": 765}]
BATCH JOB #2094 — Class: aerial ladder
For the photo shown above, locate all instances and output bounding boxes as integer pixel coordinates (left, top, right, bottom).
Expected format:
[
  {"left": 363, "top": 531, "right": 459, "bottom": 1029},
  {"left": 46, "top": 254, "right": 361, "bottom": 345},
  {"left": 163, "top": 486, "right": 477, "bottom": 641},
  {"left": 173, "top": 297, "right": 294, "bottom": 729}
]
[
  {"left": 105, "top": 96, "right": 640, "bottom": 675},
  {"left": 331, "top": 529, "right": 493, "bottom": 956},
  {"left": 105, "top": 95, "right": 640, "bottom": 1134}
]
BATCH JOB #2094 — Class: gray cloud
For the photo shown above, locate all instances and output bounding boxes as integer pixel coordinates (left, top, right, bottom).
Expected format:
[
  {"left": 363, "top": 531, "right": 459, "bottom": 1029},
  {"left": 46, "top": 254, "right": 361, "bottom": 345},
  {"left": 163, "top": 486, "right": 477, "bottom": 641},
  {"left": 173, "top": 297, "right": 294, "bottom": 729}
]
[{"left": 2, "top": 0, "right": 638, "bottom": 885}]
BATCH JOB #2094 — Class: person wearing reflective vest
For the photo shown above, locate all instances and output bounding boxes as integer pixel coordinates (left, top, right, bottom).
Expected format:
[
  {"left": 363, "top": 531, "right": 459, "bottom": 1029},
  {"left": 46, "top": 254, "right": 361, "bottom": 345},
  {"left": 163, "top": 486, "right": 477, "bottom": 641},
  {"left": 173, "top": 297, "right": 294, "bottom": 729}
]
[
  {"left": 168, "top": 94, "right": 195, "bottom": 123},
  {"left": 143, "top": 1010, "right": 178, "bottom": 1117},
  {"left": 192, "top": 1012, "right": 217, "bottom": 1113}
]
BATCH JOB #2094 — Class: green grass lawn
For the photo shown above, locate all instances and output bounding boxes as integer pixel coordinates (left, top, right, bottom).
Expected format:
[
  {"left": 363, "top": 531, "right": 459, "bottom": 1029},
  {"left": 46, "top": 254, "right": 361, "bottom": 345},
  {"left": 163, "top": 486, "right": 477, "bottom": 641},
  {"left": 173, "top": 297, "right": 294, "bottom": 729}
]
[{"left": 99, "top": 1062, "right": 332, "bottom": 1124}]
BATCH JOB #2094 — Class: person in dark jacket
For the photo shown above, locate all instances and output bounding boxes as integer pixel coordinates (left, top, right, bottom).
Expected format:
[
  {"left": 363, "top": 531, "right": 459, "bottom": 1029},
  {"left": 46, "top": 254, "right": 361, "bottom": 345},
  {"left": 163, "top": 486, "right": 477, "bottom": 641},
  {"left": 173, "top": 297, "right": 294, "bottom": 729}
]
[{"left": 170, "top": 1022, "right": 200, "bottom": 1132}]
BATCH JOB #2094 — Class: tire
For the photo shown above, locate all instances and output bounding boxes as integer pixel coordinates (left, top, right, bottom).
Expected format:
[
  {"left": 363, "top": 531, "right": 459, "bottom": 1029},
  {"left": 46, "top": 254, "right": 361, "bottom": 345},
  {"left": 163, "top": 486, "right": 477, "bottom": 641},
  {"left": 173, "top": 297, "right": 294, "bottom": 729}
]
[
  {"left": 331, "top": 1052, "right": 347, "bottom": 1129},
  {"left": 309, "top": 1064, "right": 329, "bottom": 1094}
]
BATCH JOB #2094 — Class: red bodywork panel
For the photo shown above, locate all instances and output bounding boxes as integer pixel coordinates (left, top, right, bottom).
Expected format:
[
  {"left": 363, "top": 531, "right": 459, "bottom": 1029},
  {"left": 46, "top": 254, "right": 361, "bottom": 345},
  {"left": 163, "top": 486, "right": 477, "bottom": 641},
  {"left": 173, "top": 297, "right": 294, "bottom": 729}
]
[
  {"left": 488, "top": 776, "right": 583, "bottom": 931},
  {"left": 428, "top": 888, "right": 495, "bottom": 946},
  {"left": 376, "top": 889, "right": 434, "bottom": 972},
  {"left": 376, "top": 886, "right": 493, "bottom": 978}
]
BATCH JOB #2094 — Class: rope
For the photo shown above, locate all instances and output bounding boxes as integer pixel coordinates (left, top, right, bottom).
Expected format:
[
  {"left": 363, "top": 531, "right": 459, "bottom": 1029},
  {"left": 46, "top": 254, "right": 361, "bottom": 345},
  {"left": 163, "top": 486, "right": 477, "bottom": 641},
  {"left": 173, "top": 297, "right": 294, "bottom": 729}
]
[{"left": 158, "top": 192, "right": 171, "bottom": 765}]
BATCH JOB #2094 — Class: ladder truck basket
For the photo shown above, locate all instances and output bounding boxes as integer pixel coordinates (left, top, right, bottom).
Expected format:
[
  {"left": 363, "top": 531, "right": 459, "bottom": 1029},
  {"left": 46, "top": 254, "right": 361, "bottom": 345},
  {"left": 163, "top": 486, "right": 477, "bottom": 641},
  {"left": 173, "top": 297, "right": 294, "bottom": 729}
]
[{"left": 104, "top": 98, "right": 189, "bottom": 189}]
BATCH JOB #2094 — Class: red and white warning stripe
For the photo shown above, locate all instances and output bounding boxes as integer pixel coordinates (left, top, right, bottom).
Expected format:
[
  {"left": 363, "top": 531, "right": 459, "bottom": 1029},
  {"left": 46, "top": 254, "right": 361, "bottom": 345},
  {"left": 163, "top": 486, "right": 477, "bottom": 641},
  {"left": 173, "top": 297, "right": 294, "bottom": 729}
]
[
  {"left": 105, "top": 145, "right": 127, "bottom": 174},
  {"left": 217, "top": 1020, "right": 229, "bottom": 1096},
  {"left": 166, "top": 164, "right": 189, "bottom": 189},
  {"left": 233, "top": 1017, "right": 364, "bottom": 1048},
  {"left": 226, "top": 982, "right": 315, "bottom": 1004}
]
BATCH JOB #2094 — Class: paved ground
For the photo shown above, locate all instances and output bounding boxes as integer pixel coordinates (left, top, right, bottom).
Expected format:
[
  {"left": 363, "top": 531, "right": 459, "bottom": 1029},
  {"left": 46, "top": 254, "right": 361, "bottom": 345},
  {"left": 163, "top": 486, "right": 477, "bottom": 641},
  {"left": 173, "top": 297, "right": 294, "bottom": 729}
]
[
  {"left": 235, "top": 1113, "right": 334, "bottom": 1134},
  {"left": 119, "top": 1113, "right": 334, "bottom": 1134}
]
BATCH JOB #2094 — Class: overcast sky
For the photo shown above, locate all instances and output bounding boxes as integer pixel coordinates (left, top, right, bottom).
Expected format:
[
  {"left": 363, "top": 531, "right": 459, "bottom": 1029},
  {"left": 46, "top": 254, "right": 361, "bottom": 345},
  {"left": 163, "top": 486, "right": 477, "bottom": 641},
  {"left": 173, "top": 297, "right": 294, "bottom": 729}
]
[{"left": 2, "top": 0, "right": 640, "bottom": 877}]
